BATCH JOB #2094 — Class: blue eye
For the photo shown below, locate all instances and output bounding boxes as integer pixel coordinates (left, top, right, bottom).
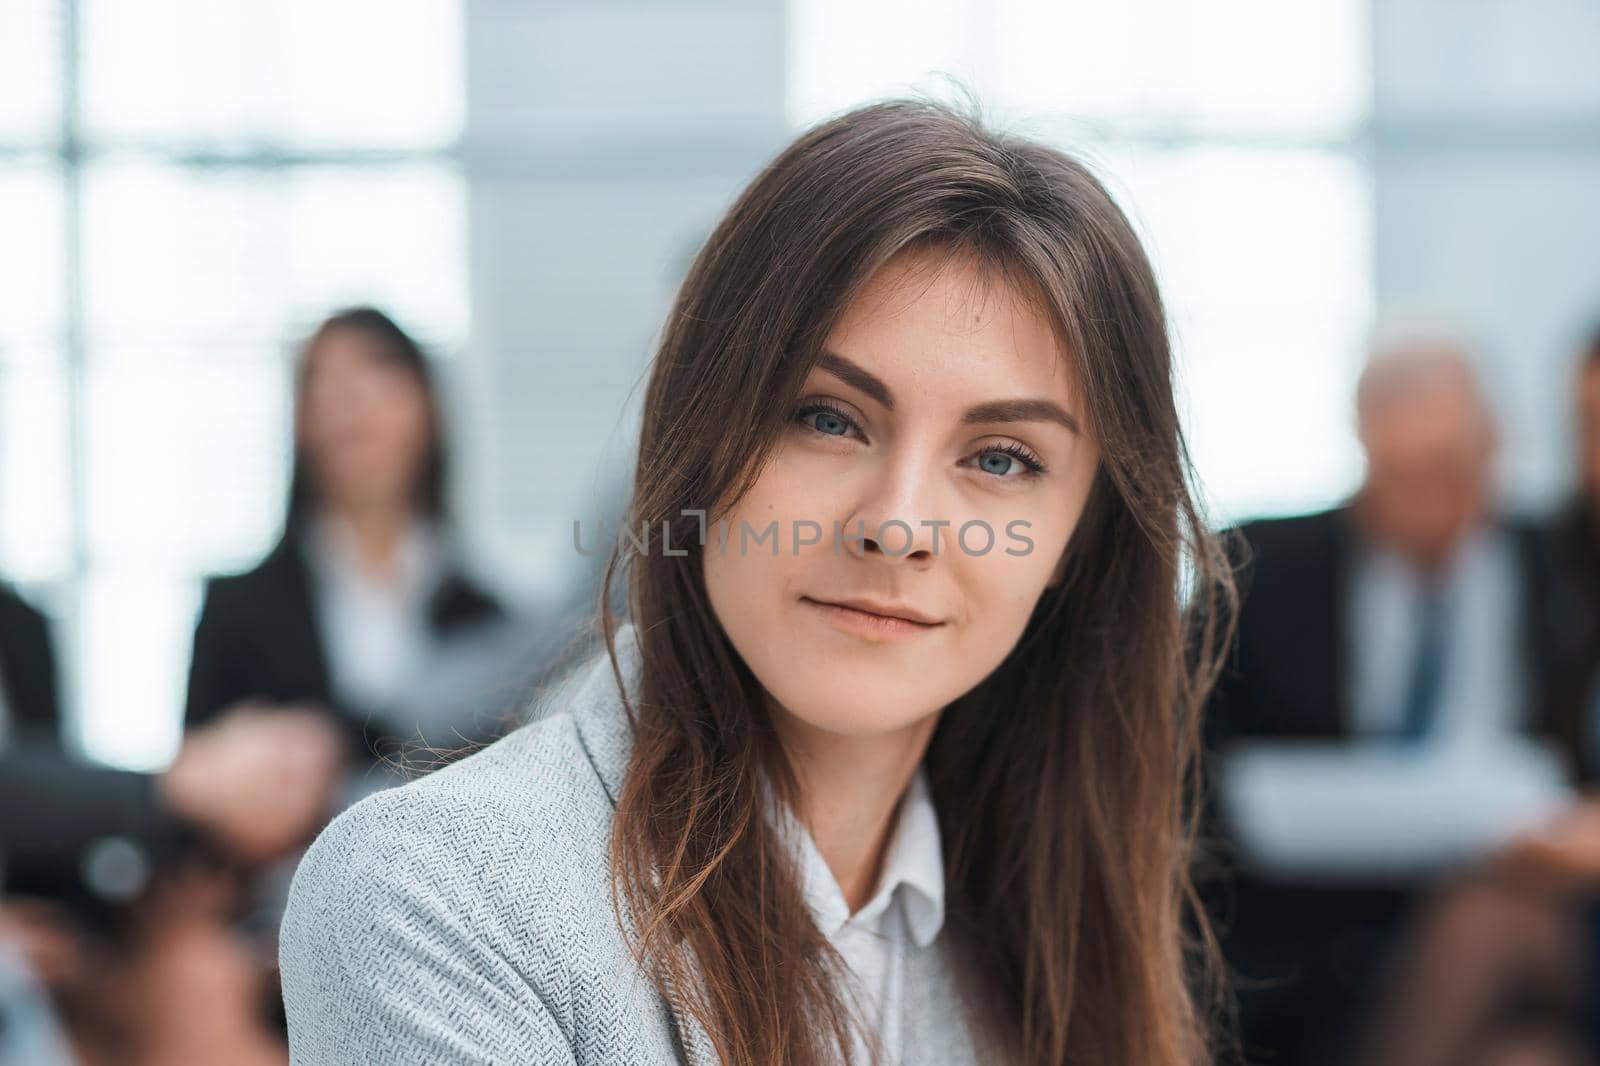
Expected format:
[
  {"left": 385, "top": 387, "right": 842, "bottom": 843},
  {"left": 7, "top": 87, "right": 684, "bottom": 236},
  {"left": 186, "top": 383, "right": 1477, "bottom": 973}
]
[
  {"left": 973, "top": 443, "right": 1047, "bottom": 479},
  {"left": 794, "top": 402, "right": 858, "bottom": 438}
]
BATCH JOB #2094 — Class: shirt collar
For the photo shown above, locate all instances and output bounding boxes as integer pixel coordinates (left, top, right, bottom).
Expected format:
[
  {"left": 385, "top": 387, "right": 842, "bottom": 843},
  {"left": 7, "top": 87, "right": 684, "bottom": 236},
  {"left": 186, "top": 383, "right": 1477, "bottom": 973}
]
[{"left": 768, "top": 763, "right": 946, "bottom": 950}]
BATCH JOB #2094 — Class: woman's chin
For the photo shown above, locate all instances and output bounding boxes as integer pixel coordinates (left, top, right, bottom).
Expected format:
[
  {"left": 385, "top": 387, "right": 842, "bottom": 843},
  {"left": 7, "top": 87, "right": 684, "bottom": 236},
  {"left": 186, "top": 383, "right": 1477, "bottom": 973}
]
[{"left": 769, "top": 684, "right": 944, "bottom": 741}]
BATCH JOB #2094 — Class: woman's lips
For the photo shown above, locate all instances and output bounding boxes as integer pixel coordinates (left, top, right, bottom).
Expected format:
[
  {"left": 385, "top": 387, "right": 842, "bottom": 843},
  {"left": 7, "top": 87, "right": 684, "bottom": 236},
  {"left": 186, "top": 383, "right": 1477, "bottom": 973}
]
[{"left": 799, "top": 596, "right": 945, "bottom": 642}]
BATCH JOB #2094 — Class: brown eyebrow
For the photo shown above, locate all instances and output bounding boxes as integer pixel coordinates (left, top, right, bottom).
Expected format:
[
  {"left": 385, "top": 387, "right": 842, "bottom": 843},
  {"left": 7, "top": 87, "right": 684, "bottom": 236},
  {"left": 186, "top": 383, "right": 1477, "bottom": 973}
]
[{"left": 817, "top": 349, "right": 1082, "bottom": 436}]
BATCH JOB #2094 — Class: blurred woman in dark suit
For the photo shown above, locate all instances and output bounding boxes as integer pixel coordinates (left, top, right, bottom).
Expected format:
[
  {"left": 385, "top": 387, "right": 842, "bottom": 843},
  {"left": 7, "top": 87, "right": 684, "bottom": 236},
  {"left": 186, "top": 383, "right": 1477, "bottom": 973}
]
[
  {"left": 167, "top": 306, "right": 554, "bottom": 1059},
  {"left": 184, "top": 306, "right": 542, "bottom": 784}
]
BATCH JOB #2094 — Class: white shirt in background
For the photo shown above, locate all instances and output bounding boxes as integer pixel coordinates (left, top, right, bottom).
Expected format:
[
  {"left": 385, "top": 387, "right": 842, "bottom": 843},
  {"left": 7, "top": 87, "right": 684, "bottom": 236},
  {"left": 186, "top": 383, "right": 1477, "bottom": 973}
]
[
  {"left": 296, "top": 511, "right": 558, "bottom": 808},
  {"left": 301, "top": 513, "right": 444, "bottom": 722},
  {"left": 767, "top": 765, "right": 945, "bottom": 1066},
  {"left": 1346, "top": 522, "right": 1526, "bottom": 745}
]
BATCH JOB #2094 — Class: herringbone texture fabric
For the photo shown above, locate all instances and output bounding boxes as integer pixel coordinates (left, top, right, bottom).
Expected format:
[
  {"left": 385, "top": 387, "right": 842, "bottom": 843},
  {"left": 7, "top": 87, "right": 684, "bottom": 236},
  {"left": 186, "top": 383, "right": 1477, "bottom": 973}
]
[{"left": 279, "top": 622, "right": 987, "bottom": 1064}]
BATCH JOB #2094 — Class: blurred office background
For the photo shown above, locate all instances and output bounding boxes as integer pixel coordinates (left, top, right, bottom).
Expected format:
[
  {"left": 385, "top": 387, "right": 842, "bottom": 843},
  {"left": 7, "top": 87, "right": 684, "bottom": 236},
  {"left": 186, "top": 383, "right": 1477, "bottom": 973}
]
[
  {"left": 2, "top": 1, "right": 1600, "bottom": 1063},
  {"left": 1, "top": 0, "right": 1594, "bottom": 771},
  {"left": 3, "top": 0, "right": 1596, "bottom": 773}
]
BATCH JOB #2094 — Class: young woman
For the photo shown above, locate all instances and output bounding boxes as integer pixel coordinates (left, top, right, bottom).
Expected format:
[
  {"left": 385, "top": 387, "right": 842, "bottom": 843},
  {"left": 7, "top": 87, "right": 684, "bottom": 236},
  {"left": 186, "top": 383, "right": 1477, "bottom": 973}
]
[{"left": 278, "top": 97, "right": 1239, "bottom": 1066}]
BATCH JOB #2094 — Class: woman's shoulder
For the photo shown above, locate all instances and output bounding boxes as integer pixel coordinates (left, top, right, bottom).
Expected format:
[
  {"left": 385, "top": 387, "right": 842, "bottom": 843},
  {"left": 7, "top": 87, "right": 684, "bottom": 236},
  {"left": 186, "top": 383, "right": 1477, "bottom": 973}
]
[
  {"left": 277, "top": 714, "right": 619, "bottom": 1026},
  {"left": 292, "top": 707, "right": 616, "bottom": 902},
  {"left": 276, "top": 692, "right": 676, "bottom": 1063},
  {"left": 280, "top": 631, "right": 640, "bottom": 943}
]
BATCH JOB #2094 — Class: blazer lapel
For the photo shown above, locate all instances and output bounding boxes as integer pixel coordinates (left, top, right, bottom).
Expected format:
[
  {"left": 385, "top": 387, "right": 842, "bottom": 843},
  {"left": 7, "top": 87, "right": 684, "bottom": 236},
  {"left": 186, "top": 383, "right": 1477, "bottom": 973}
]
[
  {"left": 564, "top": 623, "right": 720, "bottom": 1065},
  {"left": 564, "top": 623, "right": 639, "bottom": 805},
  {"left": 266, "top": 534, "right": 337, "bottom": 706}
]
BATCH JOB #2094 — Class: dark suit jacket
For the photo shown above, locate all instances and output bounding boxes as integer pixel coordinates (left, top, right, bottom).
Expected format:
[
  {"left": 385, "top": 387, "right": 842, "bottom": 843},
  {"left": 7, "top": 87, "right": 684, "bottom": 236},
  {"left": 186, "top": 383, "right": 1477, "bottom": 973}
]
[
  {"left": 1201, "top": 504, "right": 1557, "bottom": 1066},
  {"left": 0, "top": 582, "right": 61, "bottom": 746},
  {"left": 183, "top": 528, "right": 507, "bottom": 763},
  {"left": 1537, "top": 497, "right": 1600, "bottom": 783},
  {"left": 1209, "top": 504, "right": 1554, "bottom": 745}
]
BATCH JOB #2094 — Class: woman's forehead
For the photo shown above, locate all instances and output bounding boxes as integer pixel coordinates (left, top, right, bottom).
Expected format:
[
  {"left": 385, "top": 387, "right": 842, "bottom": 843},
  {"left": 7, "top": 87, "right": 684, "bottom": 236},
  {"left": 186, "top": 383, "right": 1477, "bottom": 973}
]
[{"left": 820, "top": 252, "right": 1079, "bottom": 411}]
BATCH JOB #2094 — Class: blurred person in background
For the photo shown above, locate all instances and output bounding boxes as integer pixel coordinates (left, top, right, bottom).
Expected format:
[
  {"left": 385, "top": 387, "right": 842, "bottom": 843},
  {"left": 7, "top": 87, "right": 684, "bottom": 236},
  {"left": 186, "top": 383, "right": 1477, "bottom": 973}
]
[
  {"left": 1204, "top": 330, "right": 1560, "bottom": 1066},
  {"left": 1351, "top": 323, "right": 1600, "bottom": 1066},
  {"left": 174, "top": 305, "right": 563, "bottom": 1057},
  {"left": 1, "top": 708, "right": 342, "bottom": 1066},
  {"left": 2, "top": 583, "right": 342, "bottom": 1066},
  {"left": 184, "top": 306, "right": 553, "bottom": 789}
]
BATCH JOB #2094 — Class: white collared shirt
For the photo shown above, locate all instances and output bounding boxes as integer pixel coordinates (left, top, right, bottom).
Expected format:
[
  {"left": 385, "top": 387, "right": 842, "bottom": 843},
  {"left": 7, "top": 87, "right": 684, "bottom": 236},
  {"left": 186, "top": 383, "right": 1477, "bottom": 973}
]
[
  {"left": 301, "top": 512, "right": 445, "bottom": 720},
  {"left": 768, "top": 765, "right": 945, "bottom": 1066}
]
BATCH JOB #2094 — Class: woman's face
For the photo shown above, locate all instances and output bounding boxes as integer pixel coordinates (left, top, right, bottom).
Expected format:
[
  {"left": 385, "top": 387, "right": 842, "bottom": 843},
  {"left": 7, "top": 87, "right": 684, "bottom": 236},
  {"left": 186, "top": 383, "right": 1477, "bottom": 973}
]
[
  {"left": 296, "top": 328, "right": 433, "bottom": 514},
  {"left": 703, "top": 246, "right": 1101, "bottom": 744}
]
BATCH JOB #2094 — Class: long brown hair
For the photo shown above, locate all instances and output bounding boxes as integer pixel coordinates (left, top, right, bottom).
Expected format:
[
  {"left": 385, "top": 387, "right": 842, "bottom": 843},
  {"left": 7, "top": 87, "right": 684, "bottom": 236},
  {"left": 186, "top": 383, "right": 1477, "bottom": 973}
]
[{"left": 596, "top": 93, "right": 1240, "bottom": 1066}]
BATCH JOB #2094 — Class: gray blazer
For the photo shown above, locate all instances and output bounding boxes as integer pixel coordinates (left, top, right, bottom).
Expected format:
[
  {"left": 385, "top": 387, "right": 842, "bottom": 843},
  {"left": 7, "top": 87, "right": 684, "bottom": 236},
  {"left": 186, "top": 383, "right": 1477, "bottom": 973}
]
[{"left": 278, "top": 620, "right": 988, "bottom": 1064}]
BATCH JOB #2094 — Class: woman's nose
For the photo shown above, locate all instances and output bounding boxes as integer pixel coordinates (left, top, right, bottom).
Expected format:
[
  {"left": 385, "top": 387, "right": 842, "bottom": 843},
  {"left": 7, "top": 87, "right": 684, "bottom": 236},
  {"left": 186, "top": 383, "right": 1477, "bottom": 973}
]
[{"left": 841, "top": 451, "right": 951, "bottom": 563}]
